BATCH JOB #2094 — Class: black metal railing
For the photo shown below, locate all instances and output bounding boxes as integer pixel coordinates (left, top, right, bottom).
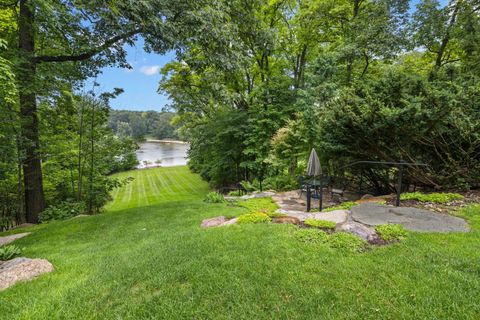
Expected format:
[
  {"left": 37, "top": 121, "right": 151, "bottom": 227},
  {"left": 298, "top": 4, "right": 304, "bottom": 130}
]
[{"left": 305, "top": 160, "right": 428, "bottom": 212}]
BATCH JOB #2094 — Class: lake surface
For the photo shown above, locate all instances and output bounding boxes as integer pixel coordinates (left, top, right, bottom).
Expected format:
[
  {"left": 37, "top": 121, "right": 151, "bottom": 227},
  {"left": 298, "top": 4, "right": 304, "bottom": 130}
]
[{"left": 136, "top": 141, "right": 189, "bottom": 168}]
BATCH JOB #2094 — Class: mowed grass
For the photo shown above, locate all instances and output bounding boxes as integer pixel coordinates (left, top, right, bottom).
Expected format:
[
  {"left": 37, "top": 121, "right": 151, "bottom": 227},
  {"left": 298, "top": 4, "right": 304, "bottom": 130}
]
[
  {"left": 106, "top": 166, "right": 210, "bottom": 211},
  {"left": 1, "top": 166, "right": 480, "bottom": 319}
]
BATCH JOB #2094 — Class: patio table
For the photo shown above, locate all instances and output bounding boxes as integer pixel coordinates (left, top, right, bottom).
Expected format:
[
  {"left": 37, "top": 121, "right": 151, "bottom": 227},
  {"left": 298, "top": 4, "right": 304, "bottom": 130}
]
[{"left": 305, "top": 176, "right": 330, "bottom": 212}]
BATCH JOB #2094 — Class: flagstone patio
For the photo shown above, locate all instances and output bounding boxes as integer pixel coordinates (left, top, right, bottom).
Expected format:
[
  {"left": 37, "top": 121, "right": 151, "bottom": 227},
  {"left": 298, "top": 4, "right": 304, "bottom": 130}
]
[{"left": 271, "top": 190, "right": 469, "bottom": 233}]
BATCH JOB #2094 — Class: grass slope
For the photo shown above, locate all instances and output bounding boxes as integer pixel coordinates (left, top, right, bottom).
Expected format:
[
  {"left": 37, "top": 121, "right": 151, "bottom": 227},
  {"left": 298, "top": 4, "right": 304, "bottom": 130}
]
[{"left": 1, "top": 166, "right": 480, "bottom": 319}]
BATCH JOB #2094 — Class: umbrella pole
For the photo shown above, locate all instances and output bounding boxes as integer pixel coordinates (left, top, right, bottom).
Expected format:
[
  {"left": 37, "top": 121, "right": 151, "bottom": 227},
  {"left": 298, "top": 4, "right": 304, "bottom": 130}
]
[
  {"left": 306, "top": 185, "right": 311, "bottom": 212},
  {"left": 319, "top": 184, "right": 323, "bottom": 211}
]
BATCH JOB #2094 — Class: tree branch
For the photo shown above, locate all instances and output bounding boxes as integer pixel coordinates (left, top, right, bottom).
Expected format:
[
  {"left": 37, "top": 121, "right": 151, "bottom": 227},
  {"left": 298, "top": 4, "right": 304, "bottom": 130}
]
[
  {"left": 34, "top": 28, "right": 142, "bottom": 63},
  {"left": 0, "top": 0, "right": 18, "bottom": 8}
]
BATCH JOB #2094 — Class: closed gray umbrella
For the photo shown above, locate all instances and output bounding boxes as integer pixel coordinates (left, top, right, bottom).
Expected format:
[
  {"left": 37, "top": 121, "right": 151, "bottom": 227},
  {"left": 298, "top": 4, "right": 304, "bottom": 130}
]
[
  {"left": 306, "top": 148, "right": 324, "bottom": 212},
  {"left": 307, "top": 148, "right": 322, "bottom": 177}
]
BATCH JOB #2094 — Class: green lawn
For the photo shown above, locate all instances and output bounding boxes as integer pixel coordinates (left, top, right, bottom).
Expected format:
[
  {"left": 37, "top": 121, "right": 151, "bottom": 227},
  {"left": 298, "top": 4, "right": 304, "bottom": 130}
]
[{"left": 1, "top": 166, "right": 480, "bottom": 319}]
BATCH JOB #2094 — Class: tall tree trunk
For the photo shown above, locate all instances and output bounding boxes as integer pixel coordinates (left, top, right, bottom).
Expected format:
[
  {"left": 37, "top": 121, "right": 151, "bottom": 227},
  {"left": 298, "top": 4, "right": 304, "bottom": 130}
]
[
  {"left": 77, "top": 101, "right": 84, "bottom": 200},
  {"left": 16, "top": 137, "right": 25, "bottom": 224},
  {"left": 18, "top": 0, "right": 45, "bottom": 223},
  {"left": 435, "top": 1, "right": 460, "bottom": 68},
  {"left": 88, "top": 101, "right": 95, "bottom": 214}
]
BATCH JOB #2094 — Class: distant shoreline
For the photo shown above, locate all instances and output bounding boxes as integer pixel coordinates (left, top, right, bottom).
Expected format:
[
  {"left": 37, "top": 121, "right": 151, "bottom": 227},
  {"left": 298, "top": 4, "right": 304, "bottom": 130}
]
[{"left": 145, "top": 139, "right": 188, "bottom": 145}]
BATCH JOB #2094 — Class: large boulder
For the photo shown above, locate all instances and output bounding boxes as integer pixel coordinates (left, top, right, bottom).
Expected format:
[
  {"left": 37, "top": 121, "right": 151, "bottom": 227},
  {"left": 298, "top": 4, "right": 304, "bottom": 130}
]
[
  {"left": 336, "top": 221, "right": 377, "bottom": 241},
  {"left": 0, "top": 257, "right": 54, "bottom": 291},
  {"left": 351, "top": 203, "right": 469, "bottom": 232},
  {"left": 313, "top": 210, "right": 348, "bottom": 224}
]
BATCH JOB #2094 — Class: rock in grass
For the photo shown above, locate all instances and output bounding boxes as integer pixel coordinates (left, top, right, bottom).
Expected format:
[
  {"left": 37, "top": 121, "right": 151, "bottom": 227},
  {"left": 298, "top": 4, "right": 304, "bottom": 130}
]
[
  {"left": 221, "top": 218, "right": 238, "bottom": 226},
  {"left": 272, "top": 216, "right": 301, "bottom": 225},
  {"left": 0, "top": 257, "right": 54, "bottom": 291},
  {"left": 336, "top": 221, "right": 377, "bottom": 241},
  {"left": 201, "top": 216, "right": 227, "bottom": 228}
]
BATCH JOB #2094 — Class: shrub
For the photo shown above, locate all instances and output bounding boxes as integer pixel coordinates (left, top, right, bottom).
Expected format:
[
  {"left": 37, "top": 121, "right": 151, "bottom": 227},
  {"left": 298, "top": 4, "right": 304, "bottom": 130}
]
[
  {"left": 40, "top": 201, "right": 86, "bottom": 222},
  {"left": 227, "top": 190, "right": 243, "bottom": 196},
  {"left": 204, "top": 192, "right": 225, "bottom": 203},
  {"left": 375, "top": 224, "right": 408, "bottom": 242},
  {"left": 239, "top": 180, "right": 261, "bottom": 193},
  {"left": 324, "top": 201, "right": 357, "bottom": 212},
  {"left": 304, "top": 219, "right": 336, "bottom": 230},
  {"left": 262, "top": 175, "right": 298, "bottom": 191},
  {"left": 0, "top": 245, "right": 23, "bottom": 261},
  {"left": 294, "top": 229, "right": 329, "bottom": 244},
  {"left": 327, "top": 232, "right": 367, "bottom": 253},
  {"left": 400, "top": 192, "right": 464, "bottom": 203},
  {"left": 237, "top": 212, "right": 271, "bottom": 224}
]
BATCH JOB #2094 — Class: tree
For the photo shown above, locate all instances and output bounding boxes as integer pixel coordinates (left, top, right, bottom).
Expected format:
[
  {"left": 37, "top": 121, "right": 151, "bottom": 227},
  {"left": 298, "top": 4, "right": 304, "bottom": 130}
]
[{"left": 5, "top": 0, "right": 211, "bottom": 222}]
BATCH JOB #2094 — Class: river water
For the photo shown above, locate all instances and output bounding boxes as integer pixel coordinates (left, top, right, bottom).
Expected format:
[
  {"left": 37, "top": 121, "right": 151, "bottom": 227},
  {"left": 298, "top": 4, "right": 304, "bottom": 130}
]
[{"left": 136, "top": 141, "right": 189, "bottom": 168}]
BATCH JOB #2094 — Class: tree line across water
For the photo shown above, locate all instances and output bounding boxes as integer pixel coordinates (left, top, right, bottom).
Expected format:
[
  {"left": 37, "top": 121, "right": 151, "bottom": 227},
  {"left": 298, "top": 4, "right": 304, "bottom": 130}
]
[
  {"left": 0, "top": 0, "right": 479, "bottom": 226},
  {"left": 108, "top": 110, "right": 179, "bottom": 141}
]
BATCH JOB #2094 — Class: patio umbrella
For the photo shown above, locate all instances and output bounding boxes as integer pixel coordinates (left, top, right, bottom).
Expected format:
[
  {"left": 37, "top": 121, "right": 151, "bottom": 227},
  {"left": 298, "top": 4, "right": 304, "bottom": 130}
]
[
  {"left": 306, "top": 148, "right": 323, "bottom": 211},
  {"left": 307, "top": 148, "right": 322, "bottom": 177}
]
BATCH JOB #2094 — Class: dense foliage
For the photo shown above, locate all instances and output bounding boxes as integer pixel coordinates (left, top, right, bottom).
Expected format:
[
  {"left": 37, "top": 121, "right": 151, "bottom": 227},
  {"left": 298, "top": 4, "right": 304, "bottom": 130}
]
[
  {"left": 108, "top": 110, "right": 179, "bottom": 140},
  {"left": 158, "top": 0, "right": 480, "bottom": 192},
  {"left": 1, "top": 0, "right": 479, "bottom": 226},
  {"left": 203, "top": 192, "right": 225, "bottom": 203},
  {"left": 0, "top": 87, "right": 138, "bottom": 226},
  {"left": 0, "top": 0, "right": 216, "bottom": 223}
]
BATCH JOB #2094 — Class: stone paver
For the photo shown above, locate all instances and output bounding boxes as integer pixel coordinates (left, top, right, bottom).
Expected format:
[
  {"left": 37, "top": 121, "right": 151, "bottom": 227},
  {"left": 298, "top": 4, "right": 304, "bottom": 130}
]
[
  {"left": 311, "top": 210, "right": 348, "bottom": 224},
  {"left": 351, "top": 203, "right": 469, "bottom": 232},
  {"left": 276, "top": 209, "right": 348, "bottom": 224},
  {"left": 0, "top": 233, "right": 31, "bottom": 246}
]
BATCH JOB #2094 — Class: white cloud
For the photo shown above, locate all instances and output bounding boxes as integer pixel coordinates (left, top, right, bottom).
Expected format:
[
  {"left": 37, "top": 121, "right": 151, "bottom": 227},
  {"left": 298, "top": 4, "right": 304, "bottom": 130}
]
[{"left": 139, "top": 65, "right": 160, "bottom": 76}]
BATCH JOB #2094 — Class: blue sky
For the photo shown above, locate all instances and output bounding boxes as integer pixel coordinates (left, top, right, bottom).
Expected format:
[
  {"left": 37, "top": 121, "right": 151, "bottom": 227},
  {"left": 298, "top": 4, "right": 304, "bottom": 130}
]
[
  {"left": 94, "top": 0, "right": 447, "bottom": 111},
  {"left": 92, "top": 38, "right": 175, "bottom": 111}
]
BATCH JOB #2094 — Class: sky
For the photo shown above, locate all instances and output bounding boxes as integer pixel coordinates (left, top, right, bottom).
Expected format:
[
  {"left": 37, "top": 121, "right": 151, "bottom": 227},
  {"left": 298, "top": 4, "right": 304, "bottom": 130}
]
[
  {"left": 92, "top": 38, "right": 175, "bottom": 111},
  {"left": 94, "top": 0, "right": 448, "bottom": 111}
]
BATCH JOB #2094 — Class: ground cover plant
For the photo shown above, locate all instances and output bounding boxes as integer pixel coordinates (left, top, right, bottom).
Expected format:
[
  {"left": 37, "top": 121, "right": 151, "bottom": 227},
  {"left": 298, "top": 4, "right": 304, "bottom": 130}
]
[
  {"left": 400, "top": 192, "right": 464, "bottom": 204},
  {"left": 1, "top": 166, "right": 480, "bottom": 319},
  {"left": 294, "top": 228, "right": 329, "bottom": 244},
  {"left": 304, "top": 219, "right": 336, "bottom": 230},
  {"left": 375, "top": 224, "right": 408, "bottom": 242},
  {"left": 235, "top": 197, "right": 279, "bottom": 217},
  {"left": 236, "top": 212, "right": 271, "bottom": 224},
  {"left": 294, "top": 228, "right": 366, "bottom": 253}
]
